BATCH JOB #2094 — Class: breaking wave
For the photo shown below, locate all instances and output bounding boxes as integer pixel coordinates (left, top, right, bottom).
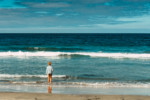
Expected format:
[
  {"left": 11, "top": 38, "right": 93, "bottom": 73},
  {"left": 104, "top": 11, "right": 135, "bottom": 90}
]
[
  {"left": 1, "top": 81, "right": 150, "bottom": 88},
  {"left": 0, "top": 74, "right": 67, "bottom": 78},
  {"left": 6, "top": 47, "right": 84, "bottom": 51},
  {"left": 0, "top": 74, "right": 118, "bottom": 81},
  {"left": 0, "top": 51, "right": 150, "bottom": 59},
  {"left": 1, "top": 74, "right": 150, "bottom": 88}
]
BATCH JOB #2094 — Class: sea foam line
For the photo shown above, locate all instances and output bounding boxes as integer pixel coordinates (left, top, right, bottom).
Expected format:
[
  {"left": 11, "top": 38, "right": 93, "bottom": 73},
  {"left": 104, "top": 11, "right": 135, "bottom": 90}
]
[
  {"left": 60, "top": 82, "right": 150, "bottom": 88},
  {"left": 0, "top": 74, "right": 67, "bottom": 78},
  {"left": 1, "top": 74, "right": 150, "bottom": 88},
  {"left": 0, "top": 51, "right": 150, "bottom": 59},
  {"left": 1, "top": 80, "right": 150, "bottom": 88}
]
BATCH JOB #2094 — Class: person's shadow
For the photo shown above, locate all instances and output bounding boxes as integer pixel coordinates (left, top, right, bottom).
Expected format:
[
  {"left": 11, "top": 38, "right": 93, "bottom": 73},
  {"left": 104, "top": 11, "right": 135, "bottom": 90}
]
[{"left": 48, "top": 85, "right": 52, "bottom": 93}]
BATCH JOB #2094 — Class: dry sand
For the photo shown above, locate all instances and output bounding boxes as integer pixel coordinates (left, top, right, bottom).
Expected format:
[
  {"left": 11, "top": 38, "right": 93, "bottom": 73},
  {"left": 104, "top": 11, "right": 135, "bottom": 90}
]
[{"left": 0, "top": 92, "right": 150, "bottom": 100}]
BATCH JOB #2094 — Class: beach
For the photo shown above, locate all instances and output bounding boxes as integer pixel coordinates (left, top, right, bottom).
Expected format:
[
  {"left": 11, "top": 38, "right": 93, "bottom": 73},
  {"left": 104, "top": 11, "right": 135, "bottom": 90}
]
[
  {"left": 0, "top": 92, "right": 150, "bottom": 100},
  {"left": 0, "top": 0, "right": 150, "bottom": 98},
  {"left": 0, "top": 34, "right": 150, "bottom": 97}
]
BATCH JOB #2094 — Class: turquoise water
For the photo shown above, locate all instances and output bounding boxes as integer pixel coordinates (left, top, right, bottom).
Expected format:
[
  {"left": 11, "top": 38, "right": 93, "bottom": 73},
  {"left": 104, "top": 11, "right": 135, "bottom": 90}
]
[{"left": 0, "top": 33, "right": 150, "bottom": 90}]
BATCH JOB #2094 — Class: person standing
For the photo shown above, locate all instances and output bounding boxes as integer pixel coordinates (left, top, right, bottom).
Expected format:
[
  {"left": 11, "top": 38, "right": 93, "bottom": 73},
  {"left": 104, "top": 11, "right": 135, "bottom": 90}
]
[{"left": 46, "top": 62, "right": 53, "bottom": 83}]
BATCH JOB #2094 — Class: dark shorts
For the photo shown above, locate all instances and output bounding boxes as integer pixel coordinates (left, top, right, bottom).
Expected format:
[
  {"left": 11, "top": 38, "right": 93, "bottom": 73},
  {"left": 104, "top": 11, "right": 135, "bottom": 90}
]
[{"left": 48, "top": 74, "right": 52, "bottom": 76}]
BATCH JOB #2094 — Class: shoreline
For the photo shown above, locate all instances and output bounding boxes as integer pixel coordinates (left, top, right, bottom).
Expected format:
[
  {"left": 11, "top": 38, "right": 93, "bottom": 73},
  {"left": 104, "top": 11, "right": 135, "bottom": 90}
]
[
  {"left": 0, "top": 92, "right": 150, "bottom": 100},
  {"left": 1, "top": 83, "right": 150, "bottom": 96}
]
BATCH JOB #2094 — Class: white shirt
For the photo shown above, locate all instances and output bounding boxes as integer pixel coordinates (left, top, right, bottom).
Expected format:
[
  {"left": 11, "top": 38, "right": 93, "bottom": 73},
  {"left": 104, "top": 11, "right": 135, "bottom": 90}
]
[{"left": 46, "top": 65, "right": 53, "bottom": 74}]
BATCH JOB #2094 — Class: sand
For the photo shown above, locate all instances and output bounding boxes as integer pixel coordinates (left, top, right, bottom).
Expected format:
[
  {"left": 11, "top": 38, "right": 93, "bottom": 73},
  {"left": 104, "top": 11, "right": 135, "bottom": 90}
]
[{"left": 0, "top": 92, "right": 150, "bottom": 100}]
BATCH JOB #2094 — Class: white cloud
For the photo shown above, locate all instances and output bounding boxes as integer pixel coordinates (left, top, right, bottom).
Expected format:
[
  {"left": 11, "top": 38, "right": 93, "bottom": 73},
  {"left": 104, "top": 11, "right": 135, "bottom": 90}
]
[
  {"left": 27, "top": 2, "right": 70, "bottom": 8},
  {"left": 1, "top": 24, "right": 150, "bottom": 33},
  {"left": 56, "top": 13, "right": 64, "bottom": 16},
  {"left": 93, "top": 15, "right": 150, "bottom": 29},
  {"left": 0, "top": 0, "right": 26, "bottom": 8},
  {"left": 35, "top": 11, "right": 49, "bottom": 14}
]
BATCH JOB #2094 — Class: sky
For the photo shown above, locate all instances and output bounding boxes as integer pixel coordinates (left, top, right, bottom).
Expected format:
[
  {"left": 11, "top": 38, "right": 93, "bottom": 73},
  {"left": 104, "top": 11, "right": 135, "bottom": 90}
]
[{"left": 0, "top": 0, "right": 150, "bottom": 33}]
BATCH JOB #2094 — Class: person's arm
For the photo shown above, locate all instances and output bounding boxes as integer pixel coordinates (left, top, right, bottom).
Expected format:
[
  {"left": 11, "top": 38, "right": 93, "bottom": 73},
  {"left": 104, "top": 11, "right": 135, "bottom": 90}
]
[{"left": 52, "top": 67, "right": 53, "bottom": 72}]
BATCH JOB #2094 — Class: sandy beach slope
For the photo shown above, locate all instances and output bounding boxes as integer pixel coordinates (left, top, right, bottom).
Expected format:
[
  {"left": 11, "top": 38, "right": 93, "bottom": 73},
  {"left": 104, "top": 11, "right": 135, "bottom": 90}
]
[{"left": 0, "top": 92, "right": 150, "bottom": 100}]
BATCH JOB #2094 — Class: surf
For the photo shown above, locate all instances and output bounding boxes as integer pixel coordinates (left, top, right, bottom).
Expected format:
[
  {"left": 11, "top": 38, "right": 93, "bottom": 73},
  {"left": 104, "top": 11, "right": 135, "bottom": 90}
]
[
  {"left": 0, "top": 74, "right": 67, "bottom": 78},
  {"left": 0, "top": 51, "right": 150, "bottom": 59}
]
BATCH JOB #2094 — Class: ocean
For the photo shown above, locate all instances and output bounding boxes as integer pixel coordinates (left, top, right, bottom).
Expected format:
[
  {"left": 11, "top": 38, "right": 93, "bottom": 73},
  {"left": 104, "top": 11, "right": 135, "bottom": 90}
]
[{"left": 0, "top": 33, "right": 150, "bottom": 95}]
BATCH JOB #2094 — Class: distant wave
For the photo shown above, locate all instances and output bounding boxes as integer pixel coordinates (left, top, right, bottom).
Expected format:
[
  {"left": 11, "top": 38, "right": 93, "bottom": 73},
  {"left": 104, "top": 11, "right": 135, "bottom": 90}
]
[
  {"left": 0, "top": 51, "right": 150, "bottom": 59},
  {"left": 144, "top": 51, "right": 150, "bottom": 53},
  {"left": 7, "top": 47, "right": 84, "bottom": 51}
]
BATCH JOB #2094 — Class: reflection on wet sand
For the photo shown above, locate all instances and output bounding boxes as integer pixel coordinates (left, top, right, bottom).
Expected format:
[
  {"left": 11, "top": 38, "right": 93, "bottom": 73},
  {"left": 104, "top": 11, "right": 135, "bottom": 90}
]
[{"left": 48, "top": 85, "right": 52, "bottom": 93}]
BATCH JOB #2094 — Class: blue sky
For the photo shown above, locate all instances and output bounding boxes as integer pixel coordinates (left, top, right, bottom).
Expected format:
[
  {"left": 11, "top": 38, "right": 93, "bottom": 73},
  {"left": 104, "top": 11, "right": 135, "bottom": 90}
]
[{"left": 0, "top": 0, "right": 150, "bottom": 33}]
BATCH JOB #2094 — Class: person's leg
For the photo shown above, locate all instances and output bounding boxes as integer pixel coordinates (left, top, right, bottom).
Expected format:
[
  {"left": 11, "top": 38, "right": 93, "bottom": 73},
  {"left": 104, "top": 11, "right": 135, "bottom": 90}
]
[
  {"left": 48, "top": 74, "right": 50, "bottom": 83},
  {"left": 50, "top": 74, "right": 52, "bottom": 83}
]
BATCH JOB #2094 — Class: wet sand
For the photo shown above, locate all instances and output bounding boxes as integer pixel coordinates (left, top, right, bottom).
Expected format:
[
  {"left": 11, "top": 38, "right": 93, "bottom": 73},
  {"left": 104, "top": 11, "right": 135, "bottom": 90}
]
[{"left": 0, "top": 92, "right": 150, "bottom": 100}]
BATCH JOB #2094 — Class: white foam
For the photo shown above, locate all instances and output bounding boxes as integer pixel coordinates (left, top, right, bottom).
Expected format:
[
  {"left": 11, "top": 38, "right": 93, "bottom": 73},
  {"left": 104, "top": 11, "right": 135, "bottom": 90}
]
[
  {"left": 0, "top": 74, "right": 67, "bottom": 78},
  {"left": 84, "top": 82, "right": 150, "bottom": 88},
  {"left": 1, "top": 80, "right": 150, "bottom": 88},
  {"left": 0, "top": 51, "right": 61, "bottom": 57},
  {"left": 49, "top": 82, "right": 150, "bottom": 88},
  {"left": 0, "top": 74, "right": 150, "bottom": 88},
  {"left": 0, "top": 51, "right": 150, "bottom": 59}
]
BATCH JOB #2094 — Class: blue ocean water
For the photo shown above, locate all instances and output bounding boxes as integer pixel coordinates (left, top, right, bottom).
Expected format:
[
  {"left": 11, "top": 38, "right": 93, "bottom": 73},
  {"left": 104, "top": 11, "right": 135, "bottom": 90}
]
[{"left": 0, "top": 33, "right": 150, "bottom": 88}]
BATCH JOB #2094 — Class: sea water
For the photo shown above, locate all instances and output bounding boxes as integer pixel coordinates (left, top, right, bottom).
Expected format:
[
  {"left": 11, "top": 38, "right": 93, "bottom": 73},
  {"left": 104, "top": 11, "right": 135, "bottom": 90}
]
[{"left": 0, "top": 33, "right": 150, "bottom": 94}]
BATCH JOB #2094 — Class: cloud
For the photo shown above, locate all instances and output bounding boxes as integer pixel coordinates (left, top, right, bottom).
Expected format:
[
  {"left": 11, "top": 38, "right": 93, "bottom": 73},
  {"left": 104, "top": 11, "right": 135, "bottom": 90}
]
[
  {"left": 0, "top": 0, "right": 150, "bottom": 33},
  {"left": 1, "top": 25, "right": 150, "bottom": 33},
  {"left": 0, "top": 0, "right": 26, "bottom": 8},
  {"left": 95, "top": 15, "right": 150, "bottom": 29},
  {"left": 20, "top": 2, "right": 70, "bottom": 8},
  {"left": 56, "top": 13, "right": 64, "bottom": 16}
]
